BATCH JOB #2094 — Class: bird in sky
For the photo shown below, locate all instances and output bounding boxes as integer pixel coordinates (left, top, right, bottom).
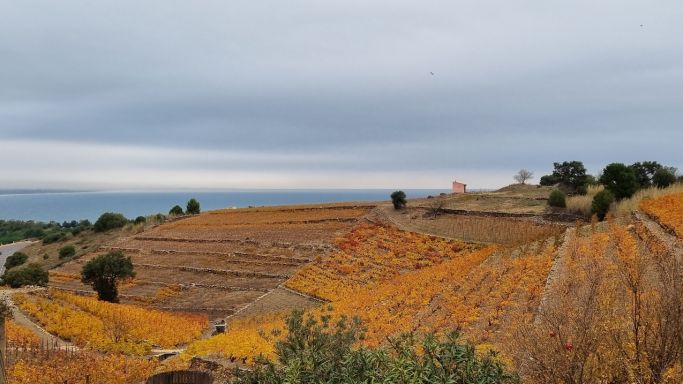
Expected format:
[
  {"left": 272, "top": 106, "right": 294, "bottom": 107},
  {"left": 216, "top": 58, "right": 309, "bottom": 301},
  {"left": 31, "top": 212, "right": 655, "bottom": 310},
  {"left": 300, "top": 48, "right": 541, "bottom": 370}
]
[{"left": 430, "top": 71, "right": 435, "bottom": 76}]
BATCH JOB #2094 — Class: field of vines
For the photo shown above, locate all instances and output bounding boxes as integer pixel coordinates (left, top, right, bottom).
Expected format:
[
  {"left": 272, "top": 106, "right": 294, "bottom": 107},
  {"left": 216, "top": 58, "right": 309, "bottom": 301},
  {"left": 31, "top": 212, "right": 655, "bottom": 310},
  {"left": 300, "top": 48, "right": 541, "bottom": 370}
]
[
  {"left": 14, "top": 290, "right": 208, "bottom": 355},
  {"left": 511, "top": 224, "right": 683, "bottom": 383},
  {"left": 190, "top": 223, "right": 558, "bottom": 361},
  {"left": 285, "top": 223, "right": 480, "bottom": 301},
  {"left": 640, "top": 191, "right": 683, "bottom": 237},
  {"left": 182, "top": 312, "right": 286, "bottom": 363},
  {"left": 6, "top": 349, "right": 174, "bottom": 384}
]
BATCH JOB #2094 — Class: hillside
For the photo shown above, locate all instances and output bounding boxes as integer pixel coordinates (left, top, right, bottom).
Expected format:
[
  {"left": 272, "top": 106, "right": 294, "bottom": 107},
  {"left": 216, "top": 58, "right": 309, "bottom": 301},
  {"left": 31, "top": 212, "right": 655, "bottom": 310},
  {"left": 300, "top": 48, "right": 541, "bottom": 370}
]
[
  {"left": 4, "top": 186, "right": 682, "bottom": 383},
  {"left": 47, "top": 204, "right": 372, "bottom": 318}
]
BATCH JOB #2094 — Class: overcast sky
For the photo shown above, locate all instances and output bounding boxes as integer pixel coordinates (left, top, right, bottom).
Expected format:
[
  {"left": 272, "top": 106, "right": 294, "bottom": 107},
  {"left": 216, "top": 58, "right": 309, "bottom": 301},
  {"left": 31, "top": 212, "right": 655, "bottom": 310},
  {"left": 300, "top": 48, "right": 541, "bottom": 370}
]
[{"left": 1, "top": 0, "right": 682, "bottom": 190}]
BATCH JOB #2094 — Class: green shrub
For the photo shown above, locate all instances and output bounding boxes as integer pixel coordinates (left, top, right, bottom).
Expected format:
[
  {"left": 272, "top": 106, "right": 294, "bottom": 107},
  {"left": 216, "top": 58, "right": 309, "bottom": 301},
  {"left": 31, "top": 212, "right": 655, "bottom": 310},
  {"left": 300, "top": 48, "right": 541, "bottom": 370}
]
[
  {"left": 93, "top": 212, "right": 128, "bottom": 232},
  {"left": 390, "top": 190, "right": 407, "bottom": 210},
  {"left": 134, "top": 216, "right": 147, "bottom": 225},
  {"left": 3, "top": 263, "right": 49, "bottom": 288},
  {"left": 234, "top": 310, "right": 518, "bottom": 384},
  {"left": 42, "top": 231, "right": 67, "bottom": 244},
  {"left": 4, "top": 251, "right": 28, "bottom": 270},
  {"left": 169, "top": 205, "right": 184, "bottom": 216},
  {"left": 59, "top": 245, "right": 76, "bottom": 259},
  {"left": 548, "top": 190, "right": 567, "bottom": 208},
  {"left": 591, "top": 190, "right": 615, "bottom": 221},
  {"left": 186, "top": 198, "right": 201, "bottom": 215}
]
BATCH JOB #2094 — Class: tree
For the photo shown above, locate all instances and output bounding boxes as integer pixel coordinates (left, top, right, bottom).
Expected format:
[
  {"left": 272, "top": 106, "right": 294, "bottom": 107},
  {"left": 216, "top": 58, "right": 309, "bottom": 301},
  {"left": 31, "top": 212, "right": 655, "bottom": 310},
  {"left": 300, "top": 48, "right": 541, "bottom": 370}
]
[
  {"left": 652, "top": 167, "right": 677, "bottom": 188},
  {"left": 2, "top": 263, "right": 48, "bottom": 288},
  {"left": 4, "top": 251, "right": 28, "bottom": 270},
  {"left": 81, "top": 251, "right": 135, "bottom": 303},
  {"left": 591, "top": 190, "right": 614, "bottom": 221},
  {"left": 390, "top": 191, "right": 407, "bottom": 210},
  {"left": 234, "top": 310, "right": 518, "bottom": 384},
  {"left": 58, "top": 245, "right": 76, "bottom": 259},
  {"left": 548, "top": 190, "right": 567, "bottom": 208},
  {"left": 539, "top": 174, "right": 559, "bottom": 186},
  {"left": 630, "top": 161, "right": 662, "bottom": 188},
  {"left": 513, "top": 169, "right": 533, "bottom": 184},
  {"left": 186, "top": 198, "right": 201, "bottom": 215},
  {"left": 169, "top": 205, "right": 184, "bottom": 216},
  {"left": 133, "top": 216, "right": 146, "bottom": 225},
  {"left": 599, "top": 163, "right": 638, "bottom": 200},
  {"left": 93, "top": 212, "right": 128, "bottom": 232},
  {"left": 541, "top": 161, "right": 588, "bottom": 194}
]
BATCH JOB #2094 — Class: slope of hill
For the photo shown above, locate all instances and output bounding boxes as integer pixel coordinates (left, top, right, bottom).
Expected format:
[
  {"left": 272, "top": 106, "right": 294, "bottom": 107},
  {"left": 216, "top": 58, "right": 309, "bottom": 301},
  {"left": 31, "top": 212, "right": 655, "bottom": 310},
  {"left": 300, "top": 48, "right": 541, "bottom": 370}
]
[{"left": 47, "top": 204, "right": 372, "bottom": 318}]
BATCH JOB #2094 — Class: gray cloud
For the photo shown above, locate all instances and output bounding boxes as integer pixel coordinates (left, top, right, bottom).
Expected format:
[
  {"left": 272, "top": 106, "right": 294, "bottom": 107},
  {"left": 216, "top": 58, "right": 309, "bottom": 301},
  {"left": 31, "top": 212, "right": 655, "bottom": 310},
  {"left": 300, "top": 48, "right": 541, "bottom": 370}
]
[{"left": 1, "top": 0, "right": 682, "bottom": 188}]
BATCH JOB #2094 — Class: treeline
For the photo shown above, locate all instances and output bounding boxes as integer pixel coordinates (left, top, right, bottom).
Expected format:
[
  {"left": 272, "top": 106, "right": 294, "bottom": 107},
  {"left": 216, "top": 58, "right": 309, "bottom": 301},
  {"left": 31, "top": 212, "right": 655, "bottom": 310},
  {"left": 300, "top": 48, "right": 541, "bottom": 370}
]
[
  {"left": 0, "top": 219, "right": 91, "bottom": 245},
  {"left": 541, "top": 160, "right": 680, "bottom": 219}
]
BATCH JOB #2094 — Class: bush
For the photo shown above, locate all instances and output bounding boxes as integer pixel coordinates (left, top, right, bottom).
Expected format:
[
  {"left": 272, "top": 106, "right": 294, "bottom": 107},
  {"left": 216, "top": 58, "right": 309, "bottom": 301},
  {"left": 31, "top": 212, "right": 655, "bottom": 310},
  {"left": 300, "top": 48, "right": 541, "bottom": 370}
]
[
  {"left": 591, "top": 190, "right": 614, "bottom": 221},
  {"left": 58, "top": 245, "right": 76, "bottom": 259},
  {"left": 548, "top": 190, "right": 567, "bottom": 208},
  {"left": 169, "top": 205, "right": 184, "bottom": 216},
  {"left": 234, "top": 310, "right": 518, "bottom": 384},
  {"left": 186, "top": 198, "right": 201, "bottom": 215},
  {"left": 3, "top": 263, "right": 49, "bottom": 288},
  {"left": 390, "top": 190, "right": 407, "bottom": 210},
  {"left": 599, "top": 163, "right": 638, "bottom": 200},
  {"left": 134, "top": 216, "right": 147, "bottom": 225},
  {"left": 93, "top": 212, "right": 128, "bottom": 232},
  {"left": 81, "top": 251, "right": 135, "bottom": 303},
  {"left": 539, "top": 174, "right": 559, "bottom": 186},
  {"left": 4, "top": 251, "right": 28, "bottom": 270},
  {"left": 42, "top": 231, "right": 67, "bottom": 244},
  {"left": 652, "top": 167, "right": 677, "bottom": 188}
]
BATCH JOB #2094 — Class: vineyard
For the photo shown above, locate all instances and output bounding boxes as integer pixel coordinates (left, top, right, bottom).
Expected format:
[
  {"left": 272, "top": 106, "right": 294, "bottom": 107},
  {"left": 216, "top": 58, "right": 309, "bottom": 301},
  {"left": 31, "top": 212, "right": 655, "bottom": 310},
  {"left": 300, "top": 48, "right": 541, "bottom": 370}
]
[
  {"left": 189, "top": 223, "right": 559, "bottom": 361},
  {"left": 285, "top": 223, "right": 481, "bottom": 301},
  {"left": 48, "top": 204, "right": 370, "bottom": 317},
  {"left": 14, "top": 290, "right": 208, "bottom": 355},
  {"left": 511, "top": 223, "right": 683, "bottom": 383},
  {"left": 640, "top": 191, "right": 683, "bottom": 237},
  {"left": 378, "top": 207, "right": 565, "bottom": 245},
  {"left": 6, "top": 348, "right": 170, "bottom": 384}
]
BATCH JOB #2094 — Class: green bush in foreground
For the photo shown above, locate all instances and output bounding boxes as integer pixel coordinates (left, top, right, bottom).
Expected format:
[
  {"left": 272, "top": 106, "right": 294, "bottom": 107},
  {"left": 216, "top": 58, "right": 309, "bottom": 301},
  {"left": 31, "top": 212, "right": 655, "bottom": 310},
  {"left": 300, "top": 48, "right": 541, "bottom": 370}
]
[
  {"left": 3, "top": 263, "right": 49, "bottom": 288},
  {"left": 233, "top": 310, "right": 518, "bottom": 384},
  {"left": 93, "top": 212, "right": 128, "bottom": 232},
  {"left": 4, "top": 251, "right": 28, "bottom": 270},
  {"left": 548, "top": 189, "right": 567, "bottom": 208}
]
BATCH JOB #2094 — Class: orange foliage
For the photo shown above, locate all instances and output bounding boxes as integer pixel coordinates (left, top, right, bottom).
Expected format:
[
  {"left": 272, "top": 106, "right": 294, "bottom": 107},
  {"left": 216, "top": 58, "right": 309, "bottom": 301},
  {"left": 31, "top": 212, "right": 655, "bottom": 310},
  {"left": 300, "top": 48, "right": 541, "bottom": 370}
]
[
  {"left": 7, "top": 350, "right": 161, "bottom": 384},
  {"left": 286, "top": 223, "right": 479, "bottom": 301},
  {"left": 6, "top": 320, "right": 41, "bottom": 347},
  {"left": 183, "top": 312, "right": 286, "bottom": 363},
  {"left": 14, "top": 290, "right": 207, "bottom": 355},
  {"left": 640, "top": 192, "right": 683, "bottom": 237}
]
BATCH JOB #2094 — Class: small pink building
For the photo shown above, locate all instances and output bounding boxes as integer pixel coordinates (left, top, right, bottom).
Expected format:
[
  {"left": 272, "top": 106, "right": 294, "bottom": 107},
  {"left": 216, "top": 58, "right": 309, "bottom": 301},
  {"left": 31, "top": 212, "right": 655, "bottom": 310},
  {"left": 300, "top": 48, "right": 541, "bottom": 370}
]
[{"left": 452, "top": 180, "right": 467, "bottom": 194}]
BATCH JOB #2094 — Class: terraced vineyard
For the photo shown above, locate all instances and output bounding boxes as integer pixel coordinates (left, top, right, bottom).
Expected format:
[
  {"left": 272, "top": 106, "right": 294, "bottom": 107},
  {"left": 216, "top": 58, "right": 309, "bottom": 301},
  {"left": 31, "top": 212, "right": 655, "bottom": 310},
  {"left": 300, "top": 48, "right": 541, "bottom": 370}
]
[
  {"left": 190, "top": 223, "right": 560, "bottom": 361},
  {"left": 48, "top": 204, "right": 371, "bottom": 318}
]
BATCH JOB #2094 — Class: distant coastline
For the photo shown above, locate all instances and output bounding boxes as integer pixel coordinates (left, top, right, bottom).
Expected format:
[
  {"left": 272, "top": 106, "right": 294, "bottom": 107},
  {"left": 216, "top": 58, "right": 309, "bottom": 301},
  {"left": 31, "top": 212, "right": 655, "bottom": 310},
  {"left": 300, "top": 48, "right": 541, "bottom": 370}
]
[
  {"left": 0, "top": 189, "right": 90, "bottom": 196},
  {"left": 0, "top": 189, "right": 449, "bottom": 223}
]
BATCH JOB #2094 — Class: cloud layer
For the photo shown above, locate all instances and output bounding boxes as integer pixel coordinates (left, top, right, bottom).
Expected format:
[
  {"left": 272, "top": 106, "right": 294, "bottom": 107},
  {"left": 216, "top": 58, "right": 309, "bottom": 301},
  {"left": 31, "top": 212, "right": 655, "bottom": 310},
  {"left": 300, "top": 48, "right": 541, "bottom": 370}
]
[{"left": 2, "top": 1, "right": 682, "bottom": 189}]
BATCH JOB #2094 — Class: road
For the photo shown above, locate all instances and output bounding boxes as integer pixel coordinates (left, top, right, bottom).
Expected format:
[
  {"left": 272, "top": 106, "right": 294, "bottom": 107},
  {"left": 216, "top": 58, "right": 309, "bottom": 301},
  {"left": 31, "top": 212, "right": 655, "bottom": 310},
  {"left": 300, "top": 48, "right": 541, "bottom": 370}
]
[{"left": 0, "top": 241, "right": 35, "bottom": 275}]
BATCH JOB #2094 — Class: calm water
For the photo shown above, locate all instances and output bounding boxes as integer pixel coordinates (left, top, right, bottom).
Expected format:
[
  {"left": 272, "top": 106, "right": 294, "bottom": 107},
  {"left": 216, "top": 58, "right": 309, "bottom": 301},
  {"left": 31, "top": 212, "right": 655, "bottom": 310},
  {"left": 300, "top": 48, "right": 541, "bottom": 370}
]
[{"left": 0, "top": 190, "right": 447, "bottom": 223}]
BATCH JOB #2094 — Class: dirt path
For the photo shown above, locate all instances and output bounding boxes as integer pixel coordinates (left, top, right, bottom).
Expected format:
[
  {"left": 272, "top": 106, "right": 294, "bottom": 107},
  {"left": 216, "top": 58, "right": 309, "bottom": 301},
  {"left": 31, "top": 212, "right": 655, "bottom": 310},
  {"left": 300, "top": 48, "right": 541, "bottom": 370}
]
[
  {"left": 635, "top": 212, "right": 683, "bottom": 258},
  {"left": 534, "top": 227, "right": 572, "bottom": 323},
  {"left": 0, "top": 288, "right": 73, "bottom": 348}
]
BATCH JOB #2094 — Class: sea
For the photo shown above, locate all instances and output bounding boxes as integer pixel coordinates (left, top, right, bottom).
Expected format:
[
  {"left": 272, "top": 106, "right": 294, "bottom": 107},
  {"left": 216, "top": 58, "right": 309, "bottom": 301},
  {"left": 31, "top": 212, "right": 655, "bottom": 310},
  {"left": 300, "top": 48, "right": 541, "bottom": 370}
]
[{"left": 0, "top": 189, "right": 448, "bottom": 223}]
